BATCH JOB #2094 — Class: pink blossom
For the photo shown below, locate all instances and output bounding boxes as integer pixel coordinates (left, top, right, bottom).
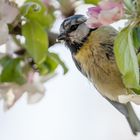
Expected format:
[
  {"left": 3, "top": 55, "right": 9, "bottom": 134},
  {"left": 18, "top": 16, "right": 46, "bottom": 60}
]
[
  {"left": 42, "top": 0, "right": 53, "bottom": 8},
  {"left": 86, "top": 0, "right": 124, "bottom": 28},
  {"left": 42, "top": 0, "right": 50, "bottom": 6}
]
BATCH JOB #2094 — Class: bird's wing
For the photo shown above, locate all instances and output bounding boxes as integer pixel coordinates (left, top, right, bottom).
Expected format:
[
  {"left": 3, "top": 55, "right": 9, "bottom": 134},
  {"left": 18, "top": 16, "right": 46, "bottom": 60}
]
[
  {"left": 99, "top": 42, "right": 115, "bottom": 60},
  {"left": 93, "top": 26, "right": 118, "bottom": 61}
]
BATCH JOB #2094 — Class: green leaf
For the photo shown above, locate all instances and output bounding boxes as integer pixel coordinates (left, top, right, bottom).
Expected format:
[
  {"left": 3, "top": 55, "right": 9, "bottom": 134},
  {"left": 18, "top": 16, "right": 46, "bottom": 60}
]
[
  {"left": 37, "top": 63, "right": 49, "bottom": 75},
  {"left": 0, "top": 57, "right": 26, "bottom": 85},
  {"left": 133, "top": 27, "right": 140, "bottom": 49},
  {"left": 37, "top": 52, "right": 68, "bottom": 75},
  {"left": 22, "top": 20, "right": 48, "bottom": 64},
  {"left": 132, "top": 88, "right": 140, "bottom": 94},
  {"left": 20, "top": 2, "right": 41, "bottom": 16},
  {"left": 21, "top": 0, "right": 55, "bottom": 28},
  {"left": 45, "top": 54, "right": 59, "bottom": 73},
  {"left": 114, "top": 27, "right": 140, "bottom": 90},
  {"left": 37, "top": 53, "right": 58, "bottom": 75},
  {"left": 84, "top": 0, "right": 99, "bottom": 5},
  {"left": 124, "top": 0, "right": 135, "bottom": 11},
  {"left": 49, "top": 52, "right": 68, "bottom": 74},
  {"left": 138, "top": 53, "right": 140, "bottom": 65}
]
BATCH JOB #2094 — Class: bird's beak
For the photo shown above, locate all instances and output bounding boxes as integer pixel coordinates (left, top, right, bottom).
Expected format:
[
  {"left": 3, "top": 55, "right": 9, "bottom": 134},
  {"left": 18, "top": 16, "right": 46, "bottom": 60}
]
[{"left": 57, "top": 32, "right": 67, "bottom": 41}]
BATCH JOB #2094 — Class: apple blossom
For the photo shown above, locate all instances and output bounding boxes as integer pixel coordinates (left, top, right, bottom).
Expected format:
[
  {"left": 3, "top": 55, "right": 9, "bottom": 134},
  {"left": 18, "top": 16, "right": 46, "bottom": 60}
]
[
  {"left": 118, "top": 94, "right": 140, "bottom": 105},
  {"left": 0, "top": 0, "right": 19, "bottom": 45},
  {"left": 86, "top": 0, "right": 124, "bottom": 28},
  {"left": 42, "top": 0, "right": 50, "bottom": 6},
  {"left": 0, "top": 72, "right": 55, "bottom": 110}
]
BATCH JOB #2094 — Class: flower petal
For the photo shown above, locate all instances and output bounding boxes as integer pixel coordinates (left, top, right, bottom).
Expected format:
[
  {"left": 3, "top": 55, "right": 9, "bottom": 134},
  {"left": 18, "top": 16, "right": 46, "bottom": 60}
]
[
  {"left": 0, "top": 1, "right": 19, "bottom": 24},
  {"left": 0, "top": 83, "right": 25, "bottom": 110},
  {"left": 0, "top": 22, "right": 9, "bottom": 45},
  {"left": 87, "top": 6, "right": 101, "bottom": 17},
  {"left": 86, "top": 0, "right": 124, "bottom": 27},
  {"left": 27, "top": 91, "right": 45, "bottom": 104},
  {"left": 118, "top": 94, "right": 140, "bottom": 105},
  {"left": 4, "top": 89, "right": 15, "bottom": 109},
  {"left": 98, "top": 7, "right": 120, "bottom": 25},
  {"left": 100, "top": 1, "right": 115, "bottom": 10},
  {"left": 86, "top": 17, "right": 102, "bottom": 28}
]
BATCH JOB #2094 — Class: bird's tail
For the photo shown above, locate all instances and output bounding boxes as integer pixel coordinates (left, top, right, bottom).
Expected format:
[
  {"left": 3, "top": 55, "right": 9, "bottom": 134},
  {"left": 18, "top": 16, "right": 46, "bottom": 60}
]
[
  {"left": 106, "top": 98, "right": 140, "bottom": 135},
  {"left": 126, "top": 102, "right": 140, "bottom": 135}
]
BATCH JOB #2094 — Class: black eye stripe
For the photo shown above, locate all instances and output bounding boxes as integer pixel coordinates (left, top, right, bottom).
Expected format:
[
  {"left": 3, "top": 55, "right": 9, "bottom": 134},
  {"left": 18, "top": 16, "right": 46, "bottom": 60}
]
[{"left": 70, "top": 24, "right": 78, "bottom": 31}]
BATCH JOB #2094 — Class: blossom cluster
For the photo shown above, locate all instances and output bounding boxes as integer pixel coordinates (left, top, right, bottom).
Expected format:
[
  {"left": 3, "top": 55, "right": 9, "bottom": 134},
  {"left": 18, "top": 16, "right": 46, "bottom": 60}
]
[{"left": 86, "top": 0, "right": 124, "bottom": 28}]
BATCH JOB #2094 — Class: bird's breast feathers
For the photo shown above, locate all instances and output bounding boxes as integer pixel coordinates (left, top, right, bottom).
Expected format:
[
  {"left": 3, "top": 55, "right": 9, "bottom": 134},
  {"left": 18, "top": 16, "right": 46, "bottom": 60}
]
[{"left": 73, "top": 26, "right": 128, "bottom": 101}]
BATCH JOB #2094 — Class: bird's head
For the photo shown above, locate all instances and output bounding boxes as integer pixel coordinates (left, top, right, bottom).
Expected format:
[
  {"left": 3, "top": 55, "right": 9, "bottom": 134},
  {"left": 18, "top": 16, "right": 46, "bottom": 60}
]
[{"left": 58, "top": 15, "right": 91, "bottom": 54}]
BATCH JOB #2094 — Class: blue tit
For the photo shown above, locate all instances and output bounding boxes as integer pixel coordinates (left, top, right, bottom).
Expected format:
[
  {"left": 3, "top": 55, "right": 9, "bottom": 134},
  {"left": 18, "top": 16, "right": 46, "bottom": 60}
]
[{"left": 58, "top": 14, "right": 140, "bottom": 135}]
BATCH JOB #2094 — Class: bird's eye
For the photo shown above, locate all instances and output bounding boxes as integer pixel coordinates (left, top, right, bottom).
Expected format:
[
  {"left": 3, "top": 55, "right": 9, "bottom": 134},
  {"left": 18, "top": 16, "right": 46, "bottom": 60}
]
[{"left": 70, "top": 25, "right": 78, "bottom": 31}]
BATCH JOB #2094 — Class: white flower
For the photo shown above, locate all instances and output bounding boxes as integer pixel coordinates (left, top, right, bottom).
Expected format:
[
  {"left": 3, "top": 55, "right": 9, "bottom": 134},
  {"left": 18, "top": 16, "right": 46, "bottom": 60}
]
[
  {"left": 118, "top": 94, "right": 140, "bottom": 105},
  {"left": 24, "top": 72, "right": 46, "bottom": 104},
  {"left": 0, "top": 72, "right": 54, "bottom": 110},
  {"left": 0, "top": 22, "right": 9, "bottom": 45},
  {"left": 9, "top": 0, "right": 25, "bottom": 6},
  {"left": 0, "top": 0, "right": 19, "bottom": 45}
]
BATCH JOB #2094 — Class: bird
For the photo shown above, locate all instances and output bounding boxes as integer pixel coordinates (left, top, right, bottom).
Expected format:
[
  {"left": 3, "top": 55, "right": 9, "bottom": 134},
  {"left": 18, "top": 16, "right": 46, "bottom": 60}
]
[{"left": 57, "top": 14, "right": 140, "bottom": 135}]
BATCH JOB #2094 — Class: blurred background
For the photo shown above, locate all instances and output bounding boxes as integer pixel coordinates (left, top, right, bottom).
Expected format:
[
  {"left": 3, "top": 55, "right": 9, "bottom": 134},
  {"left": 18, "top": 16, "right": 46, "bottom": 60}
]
[{"left": 0, "top": 0, "right": 140, "bottom": 140}]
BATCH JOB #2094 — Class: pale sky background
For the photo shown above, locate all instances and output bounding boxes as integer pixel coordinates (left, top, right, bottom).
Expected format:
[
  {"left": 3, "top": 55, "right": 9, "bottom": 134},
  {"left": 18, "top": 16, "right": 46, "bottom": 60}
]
[{"left": 0, "top": 1, "right": 140, "bottom": 140}]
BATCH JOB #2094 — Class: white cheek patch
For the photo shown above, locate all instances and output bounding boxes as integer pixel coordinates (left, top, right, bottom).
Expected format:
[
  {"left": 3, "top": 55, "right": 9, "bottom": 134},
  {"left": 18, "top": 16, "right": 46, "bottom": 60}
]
[{"left": 69, "top": 23, "right": 90, "bottom": 43}]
